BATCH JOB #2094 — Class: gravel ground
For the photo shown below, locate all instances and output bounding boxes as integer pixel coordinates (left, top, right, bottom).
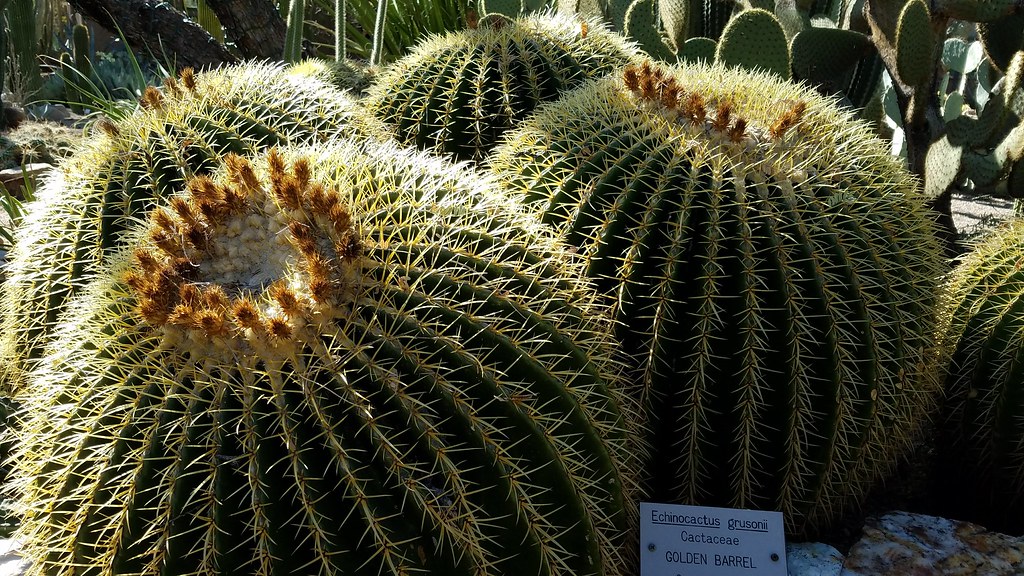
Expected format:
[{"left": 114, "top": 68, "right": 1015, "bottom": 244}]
[{"left": 952, "top": 192, "right": 1016, "bottom": 245}]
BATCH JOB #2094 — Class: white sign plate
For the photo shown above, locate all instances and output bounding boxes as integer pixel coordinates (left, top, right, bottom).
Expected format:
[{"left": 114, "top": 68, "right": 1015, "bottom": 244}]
[{"left": 640, "top": 502, "right": 787, "bottom": 576}]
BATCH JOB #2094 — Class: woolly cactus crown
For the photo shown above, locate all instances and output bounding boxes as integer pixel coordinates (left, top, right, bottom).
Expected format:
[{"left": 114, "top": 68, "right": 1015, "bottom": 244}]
[
  {"left": 489, "top": 60, "right": 946, "bottom": 536},
  {"left": 11, "top": 140, "right": 641, "bottom": 576},
  {"left": 0, "top": 61, "right": 387, "bottom": 393},
  {"left": 363, "top": 11, "right": 639, "bottom": 161}
]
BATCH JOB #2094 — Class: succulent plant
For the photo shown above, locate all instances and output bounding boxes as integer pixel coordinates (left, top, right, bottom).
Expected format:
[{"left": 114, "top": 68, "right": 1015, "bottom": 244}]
[
  {"left": 0, "top": 61, "right": 388, "bottom": 394},
  {"left": 933, "top": 218, "right": 1024, "bottom": 533},
  {"left": 10, "top": 139, "right": 639, "bottom": 576},
  {"left": 488, "top": 60, "right": 946, "bottom": 536},
  {"left": 362, "top": 11, "right": 639, "bottom": 161},
  {"left": 286, "top": 57, "right": 380, "bottom": 95},
  {"left": 714, "top": 8, "right": 791, "bottom": 80}
]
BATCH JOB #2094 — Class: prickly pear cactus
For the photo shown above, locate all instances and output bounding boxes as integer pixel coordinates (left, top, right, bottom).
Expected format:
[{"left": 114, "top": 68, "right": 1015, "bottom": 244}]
[
  {"left": 0, "top": 61, "right": 387, "bottom": 394},
  {"left": 11, "top": 140, "right": 640, "bottom": 576},
  {"left": 489, "top": 60, "right": 946, "bottom": 536},
  {"left": 362, "top": 12, "right": 639, "bottom": 161},
  {"left": 933, "top": 219, "right": 1024, "bottom": 533}
]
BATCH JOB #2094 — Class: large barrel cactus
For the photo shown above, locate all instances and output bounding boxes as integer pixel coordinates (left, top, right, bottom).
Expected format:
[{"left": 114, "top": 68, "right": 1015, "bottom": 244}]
[
  {"left": 10, "top": 140, "right": 640, "bottom": 576},
  {"left": 488, "top": 60, "right": 946, "bottom": 536},
  {"left": 0, "top": 61, "right": 386, "bottom": 393},
  {"left": 362, "top": 12, "right": 639, "bottom": 161},
  {"left": 933, "top": 219, "right": 1024, "bottom": 533}
]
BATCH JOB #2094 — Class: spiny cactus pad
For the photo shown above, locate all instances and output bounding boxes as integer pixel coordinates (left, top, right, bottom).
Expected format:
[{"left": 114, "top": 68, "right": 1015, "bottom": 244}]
[
  {"left": 488, "top": 60, "right": 945, "bottom": 536},
  {"left": 0, "top": 61, "right": 387, "bottom": 393},
  {"left": 894, "top": 0, "right": 934, "bottom": 88},
  {"left": 362, "top": 12, "right": 639, "bottom": 161},
  {"left": 11, "top": 140, "right": 639, "bottom": 576},
  {"left": 934, "top": 219, "right": 1024, "bottom": 532},
  {"left": 714, "top": 9, "right": 791, "bottom": 80}
]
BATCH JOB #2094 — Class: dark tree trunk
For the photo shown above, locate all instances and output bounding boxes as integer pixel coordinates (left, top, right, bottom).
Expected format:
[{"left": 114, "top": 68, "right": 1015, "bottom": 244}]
[
  {"left": 67, "top": 0, "right": 236, "bottom": 70},
  {"left": 205, "top": 0, "right": 287, "bottom": 61}
]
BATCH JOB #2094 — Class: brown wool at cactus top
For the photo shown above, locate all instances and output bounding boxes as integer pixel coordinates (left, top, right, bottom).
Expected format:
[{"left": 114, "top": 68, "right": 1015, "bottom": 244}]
[
  {"left": 126, "top": 149, "right": 362, "bottom": 352},
  {"left": 621, "top": 60, "right": 809, "bottom": 144}
]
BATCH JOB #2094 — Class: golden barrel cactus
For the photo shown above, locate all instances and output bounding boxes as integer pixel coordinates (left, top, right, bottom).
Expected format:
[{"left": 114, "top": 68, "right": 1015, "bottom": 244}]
[{"left": 10, "top": 140, "right": 641, "bottom": 576}]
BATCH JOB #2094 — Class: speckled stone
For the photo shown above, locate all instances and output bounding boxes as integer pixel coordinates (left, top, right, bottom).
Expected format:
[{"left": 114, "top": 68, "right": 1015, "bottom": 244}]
[
  {"left": 0, "top": 540, "right": 26, "bottom": 576},
  {"left": 841, "top": 511, "right": 1024, "bottom": 575},
  {"left": 787, "top": 542, "right": 844, "bottom": 576}
]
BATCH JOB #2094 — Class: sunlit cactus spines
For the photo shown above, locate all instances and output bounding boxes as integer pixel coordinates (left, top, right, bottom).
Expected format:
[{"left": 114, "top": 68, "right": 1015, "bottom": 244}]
[
  {"left": 362, "top": 11, "right": 640, "bottom": 161},
  {"left": 10, "top": 140, "right": 642, "bottom": 576},
  {"left": 488, "top": 60, "right": 946, "bottom": 537},
  {"left": 0, "top": 61, "right": 388, "bottom": 394},
  {"left": 933, "top": 219, "right": 1024, "bottom": 533}
]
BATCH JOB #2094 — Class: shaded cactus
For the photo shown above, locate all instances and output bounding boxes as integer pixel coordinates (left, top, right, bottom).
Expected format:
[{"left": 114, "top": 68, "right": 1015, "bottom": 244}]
[
  {"left": 789, "top": 27, "right": 876, "bottom": 101},
  {"left": 10, "top": 140, "right": 640, "bottom": 576},
  {"left": 362, "top": 12, "right": 639, "bottom": 161},
  {"left": 933, "top": 219, "right": 1024, "bottom": 533},
  {"left": 894, "top": 0, "right": 934, "bottom": 88},
  {"left": 488, "top": 60, "right": 945, "bottom": 536},
  {"left": 979, "top": 13, "right": 1024, "bottom": 73},
  {"left": 0, "top": 61, "right": 388, "bottom": 394}
]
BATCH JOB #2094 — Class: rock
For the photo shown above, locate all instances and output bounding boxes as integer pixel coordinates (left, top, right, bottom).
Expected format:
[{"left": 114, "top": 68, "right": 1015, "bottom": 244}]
[
  {"left": 952, "top": 192, "right": 1015, "bottom": 244},
  {"left": 27, "top": 103, "right": 71, "bottom": 126},
  {"left": 1, "top": 104, "right": 26, "bottom": 131},
  {"left": 0, "top": 540, "right": 26, "bottom": 576},
  {"left": 840, "top": 511, "right": 1024, "bottom": 575},
  {"left": 0, "top": 163, "right": 53, "bottom": 199},
  {"left": 787, "top": 542, "right": 844, "bottom": 576}
]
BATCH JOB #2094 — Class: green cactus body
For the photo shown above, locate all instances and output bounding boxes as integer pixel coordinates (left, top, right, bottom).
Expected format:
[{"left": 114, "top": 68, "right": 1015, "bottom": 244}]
[
  {"left": 714, "top": 8, "right": 791, "bottom": 79},
  {"left": 979, "top": 13, "right": 1024, "bottom": 73},
  {"left": 362, "top": 12, "right": 639, "bottom": 161},
  {"left": 11, "top": 140, "right": 640, "bottom": 576},
  {"left": 285, "top": 57, "right": 380, "bottom": 95},
  {"left": 623, "top": 0, "right": 676, "bottom": 61},
  {"left": 0, "top": 61, "right": 388, "bottom": 394},
  {"left": 934, "top": 219, "right": 1024, "bottom": 532},
  {"left": 488, "top": 61, "right": 945, "bottom": 536},
  {"left": 894, "top": 0, "right": 935, "bottom": 88},
  {"left": 679, "top": 36, "right": 717, "bottom": 64},
  {"left": 790, "top": 27, "right": 875, "bottom": 89}
]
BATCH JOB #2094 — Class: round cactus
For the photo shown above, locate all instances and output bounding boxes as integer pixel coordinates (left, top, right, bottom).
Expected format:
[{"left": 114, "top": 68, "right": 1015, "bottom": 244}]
[
  {"left": 362, "top": 12, "right": 639, "bottom": 161},
  {"left": 933, "top": 219, "right": 1024, "bottom": 533},
  {"left": 488, "top": 60, "right": 946, "bottom": 536},
  {"left": 0, "top": 61, "right": 387, "bottom": 393},
  {"left": 286, "top": 58, "right": 379, "bottom": 95},
  {"left": 11, "top": 140, "right": 640, "bottom": 576}
]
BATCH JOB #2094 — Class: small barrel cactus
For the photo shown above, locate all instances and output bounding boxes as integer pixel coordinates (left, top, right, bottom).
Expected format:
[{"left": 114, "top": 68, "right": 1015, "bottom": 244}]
[
  {"left": 0, "top": 61, "right": 387, "bottom": 393},
  {"left": 933, "top": 220, "right": 1024, "bottom": 533},
  {"left": 362, "top": 12, "right": 639, "bottom": 161},
  {"left": 10, "top": 140, "right": 640, "bottom": 576},
  {"left": 488, "top": 60, "right": 946, "bottom": 536}
]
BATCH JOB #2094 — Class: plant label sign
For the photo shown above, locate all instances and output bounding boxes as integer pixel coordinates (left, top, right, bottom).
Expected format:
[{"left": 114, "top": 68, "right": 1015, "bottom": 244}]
[{"left": 639, "top": 502, "right": 787, "bottom": 576}]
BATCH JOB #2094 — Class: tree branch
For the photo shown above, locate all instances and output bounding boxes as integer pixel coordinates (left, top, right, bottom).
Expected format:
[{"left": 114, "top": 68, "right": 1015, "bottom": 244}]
[
  {"left": 204, "top": 0, "right": 286, "bottom": 61},
  {"left": 68, "top": 0, "right": 236, "bottom": 70}
]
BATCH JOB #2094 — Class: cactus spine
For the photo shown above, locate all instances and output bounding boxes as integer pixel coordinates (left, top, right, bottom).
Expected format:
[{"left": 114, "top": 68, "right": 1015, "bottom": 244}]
[
  {"left": 0, "top": 61, "right": 388, "bottom": 394},
  {"left": 488, "top": 60, "right": 945, "bottom": 536},
  {"left": 11, "top": 140, "right": 640, "bottom": 576},
  {"left": 934, "top": 219, "right": 1024, "bottom": 533},
  {"left": 362, "top": 12, "right": 639, "bottom": 161}
]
